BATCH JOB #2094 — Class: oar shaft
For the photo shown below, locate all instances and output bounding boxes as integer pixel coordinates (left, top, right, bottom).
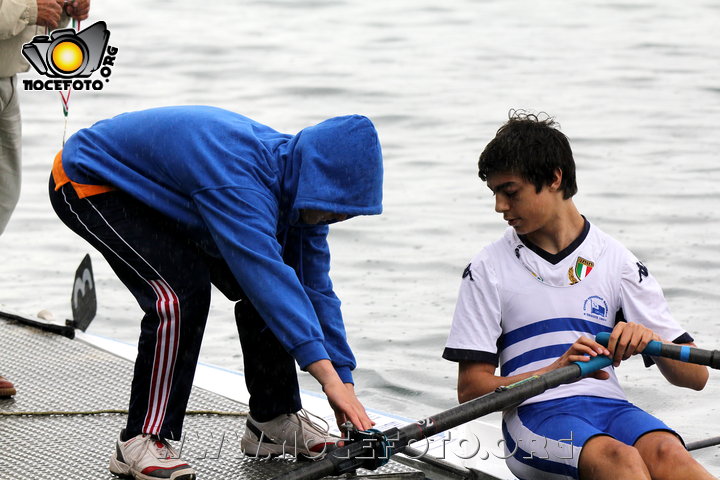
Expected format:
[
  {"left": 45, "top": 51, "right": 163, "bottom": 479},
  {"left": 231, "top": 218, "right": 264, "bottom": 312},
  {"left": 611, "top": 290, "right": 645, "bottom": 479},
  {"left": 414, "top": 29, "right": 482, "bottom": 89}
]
[
  {"left": 686, "top": 436, "right": 720, "bottom": 452},
  {"left": 402, "top": 356, "right": 610, "bottom": 440},
  {"left": 0, "top": 310, "right": 75, "bottom": 339},
  {"left": 595, "top": 332, "right": 720, "bottom": 369},
  {"left": 273, "top": 355, "right": 612, "bottom": 480}
]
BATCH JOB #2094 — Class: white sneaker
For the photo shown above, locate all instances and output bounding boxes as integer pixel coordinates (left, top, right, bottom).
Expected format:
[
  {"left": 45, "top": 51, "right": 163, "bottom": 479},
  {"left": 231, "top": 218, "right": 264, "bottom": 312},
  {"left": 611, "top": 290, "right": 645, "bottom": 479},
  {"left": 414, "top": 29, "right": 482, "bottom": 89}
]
[
  {"left": 241, "top": 409, "right": 340, "bottom": 458},
  {"left": 109, "top": 430, "right": 196, "bottom": 480}
]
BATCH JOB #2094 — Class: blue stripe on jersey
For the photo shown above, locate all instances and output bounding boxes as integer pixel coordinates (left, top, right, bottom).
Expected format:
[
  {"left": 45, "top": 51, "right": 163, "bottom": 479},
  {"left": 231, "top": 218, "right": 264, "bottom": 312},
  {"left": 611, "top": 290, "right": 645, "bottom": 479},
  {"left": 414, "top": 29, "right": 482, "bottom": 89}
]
[
  {"left": 499, "top": 317, "right": 612, "bottom": 350},
  {"left": 501, "top": 344, "right": 572, "bottom": 377},
  {"left": 499, "top": 318, "right": 613, "bottom": 376},
  {"left": 502, "top": 420, "right": 578, "bottom": 478}
]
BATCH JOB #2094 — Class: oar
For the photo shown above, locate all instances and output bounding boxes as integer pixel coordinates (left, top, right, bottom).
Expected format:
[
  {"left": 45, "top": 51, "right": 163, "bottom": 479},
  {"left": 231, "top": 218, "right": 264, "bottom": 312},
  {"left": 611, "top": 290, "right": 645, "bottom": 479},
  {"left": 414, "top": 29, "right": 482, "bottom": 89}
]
[
  {"left": 594, "top": 332, "right": 720, "bottom": 369},
  {"left": 687, "top": 437, "right": 720, "bottom": 452},
  {"left": 0, "top": 256, "right": 97, "bottom": 339},
  {"left": 0, "top": 309, "right": 75, "bottom": 339},
  {"left": 271, "top": 355, "right": 612, "bottom": 480},
  {"left": 68, "top": 253, "right": 97, "bottom": 332}
]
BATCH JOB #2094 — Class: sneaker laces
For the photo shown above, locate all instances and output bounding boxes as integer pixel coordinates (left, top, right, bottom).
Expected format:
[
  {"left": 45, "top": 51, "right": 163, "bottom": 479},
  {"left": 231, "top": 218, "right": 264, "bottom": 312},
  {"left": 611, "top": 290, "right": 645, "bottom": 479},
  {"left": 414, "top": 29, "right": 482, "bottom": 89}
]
[
  {"left": 144, "top": 434, "right": 179, "bottom": 460},
  {"left": 292, "top": 409, "right": 340, "bottom": 455},
  {"left": 295, "top": 409, "right": 332, "bottom": 439}
]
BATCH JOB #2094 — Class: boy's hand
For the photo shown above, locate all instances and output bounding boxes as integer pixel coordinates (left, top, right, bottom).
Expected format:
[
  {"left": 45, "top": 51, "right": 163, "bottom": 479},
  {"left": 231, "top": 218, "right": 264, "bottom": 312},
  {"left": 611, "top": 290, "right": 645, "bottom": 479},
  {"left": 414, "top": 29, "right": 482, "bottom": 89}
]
[
  {"left": 323, "top": 382, "right": 375, "bottom": 432},
  {"left": 545, "top": 336, "right": 611, "bottom": 380},
  {"left": 306, "top": 359, "right": 375, "bottom": 431},
  {"left": 607, "top": 322, "right": 661, "bottom": 367}
]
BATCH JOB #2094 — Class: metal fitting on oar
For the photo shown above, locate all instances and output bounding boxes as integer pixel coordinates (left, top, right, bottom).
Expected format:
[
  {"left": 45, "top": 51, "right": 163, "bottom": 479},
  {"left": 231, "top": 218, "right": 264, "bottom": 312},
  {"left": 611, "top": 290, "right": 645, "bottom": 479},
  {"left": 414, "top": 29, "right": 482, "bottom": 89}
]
[
  {"left": 272, "top": 355, "right": 612, "bottom": 480},
  {"left": 346, "top": 428, "right": 394, "bottom": 469},
  {"left": 276, "top": 427, "right": 398, "bottom": 480}
]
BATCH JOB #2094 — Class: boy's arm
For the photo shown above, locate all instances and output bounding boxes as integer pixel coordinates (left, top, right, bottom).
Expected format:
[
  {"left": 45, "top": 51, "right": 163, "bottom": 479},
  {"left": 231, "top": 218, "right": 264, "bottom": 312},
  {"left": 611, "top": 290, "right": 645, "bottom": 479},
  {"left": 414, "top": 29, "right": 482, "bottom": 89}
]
[
  {"left": 654, "top": 341, "right": 708, "bottom": 390},
  {"left": 287, "top": 224, "right": 356, "bottom": 384},
  {"left": 617, "top": 255, "right": 708, "bottom": 390},
  {"left": 458, "top": 361, "right": 521, "bottom": 404},
  {"left": 457, "top": 336, "right": 611, "bottom": 403},
  {"left": 605, "top": 321, "right": 708, "bottom": 391},
  {"left": 306, "top": 359, "right": 373, "bottom": 430}
]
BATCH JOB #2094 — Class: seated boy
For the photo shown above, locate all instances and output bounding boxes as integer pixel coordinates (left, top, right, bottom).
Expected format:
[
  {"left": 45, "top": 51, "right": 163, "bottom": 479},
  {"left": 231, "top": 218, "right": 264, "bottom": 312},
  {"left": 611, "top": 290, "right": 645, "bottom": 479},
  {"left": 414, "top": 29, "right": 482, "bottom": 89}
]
[{"left": 443, "top": 111, "right": 713, "bottom": 480}]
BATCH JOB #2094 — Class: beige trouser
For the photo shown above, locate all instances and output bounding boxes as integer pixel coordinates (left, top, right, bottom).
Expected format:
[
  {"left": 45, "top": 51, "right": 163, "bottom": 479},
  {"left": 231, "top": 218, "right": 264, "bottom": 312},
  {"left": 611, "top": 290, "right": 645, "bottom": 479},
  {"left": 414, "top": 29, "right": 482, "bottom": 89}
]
[{"left": 0, "top": 75, "right": 22, "bottom": 235}]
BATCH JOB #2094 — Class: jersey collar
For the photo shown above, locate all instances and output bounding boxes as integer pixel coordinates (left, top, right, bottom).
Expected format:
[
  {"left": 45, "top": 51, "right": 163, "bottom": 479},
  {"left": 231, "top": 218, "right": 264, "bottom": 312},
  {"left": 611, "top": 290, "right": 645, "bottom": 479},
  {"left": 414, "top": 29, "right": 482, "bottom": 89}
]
[{"left": 518, "top": 216, "right": 590, "bottom": 266}]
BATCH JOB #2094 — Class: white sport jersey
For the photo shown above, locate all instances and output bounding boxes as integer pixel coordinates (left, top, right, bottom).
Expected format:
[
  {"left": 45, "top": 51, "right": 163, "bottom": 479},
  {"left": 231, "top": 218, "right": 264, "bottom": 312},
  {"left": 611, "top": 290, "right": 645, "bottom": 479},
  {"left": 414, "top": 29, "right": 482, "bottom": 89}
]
[{"left": 444, "top": 219, "right": 690, "bottom": 406}]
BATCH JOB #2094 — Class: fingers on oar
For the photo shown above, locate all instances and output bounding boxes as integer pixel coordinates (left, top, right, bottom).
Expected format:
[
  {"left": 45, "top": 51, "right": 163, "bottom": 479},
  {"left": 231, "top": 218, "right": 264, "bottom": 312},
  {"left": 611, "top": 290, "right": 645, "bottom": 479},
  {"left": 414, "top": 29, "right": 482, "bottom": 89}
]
[
  {"left": 571, "top": 336, "right": 609, "bottom": 361},
  {"left": 344, "top": 404, "right": 374, "bottom": 431}
]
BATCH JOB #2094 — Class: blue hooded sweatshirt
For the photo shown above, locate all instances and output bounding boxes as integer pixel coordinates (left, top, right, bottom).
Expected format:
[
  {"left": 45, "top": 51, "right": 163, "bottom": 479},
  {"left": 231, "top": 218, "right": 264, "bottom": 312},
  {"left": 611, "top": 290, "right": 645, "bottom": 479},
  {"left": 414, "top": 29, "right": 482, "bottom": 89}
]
[{"left": 61, "top": 105, "right": 384, "bottom": 384}]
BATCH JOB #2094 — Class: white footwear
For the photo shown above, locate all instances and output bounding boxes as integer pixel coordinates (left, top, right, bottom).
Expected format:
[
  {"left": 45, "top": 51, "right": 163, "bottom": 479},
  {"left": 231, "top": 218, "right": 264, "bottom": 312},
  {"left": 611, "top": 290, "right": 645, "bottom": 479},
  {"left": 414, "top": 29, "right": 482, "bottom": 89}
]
[
  {"left": 109, "top": 430, "right": 196, "bottom": 480},
  {"left": 241, "top": 409, "right": 340, "bottom": 458}
]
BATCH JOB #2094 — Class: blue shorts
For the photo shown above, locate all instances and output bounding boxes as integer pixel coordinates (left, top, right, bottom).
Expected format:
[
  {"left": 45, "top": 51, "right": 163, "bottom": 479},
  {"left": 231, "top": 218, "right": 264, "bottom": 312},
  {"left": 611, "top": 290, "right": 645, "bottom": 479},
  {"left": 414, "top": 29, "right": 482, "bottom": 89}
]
[{"left": 501, "top": 396, "right": 679, "bottom": 480}]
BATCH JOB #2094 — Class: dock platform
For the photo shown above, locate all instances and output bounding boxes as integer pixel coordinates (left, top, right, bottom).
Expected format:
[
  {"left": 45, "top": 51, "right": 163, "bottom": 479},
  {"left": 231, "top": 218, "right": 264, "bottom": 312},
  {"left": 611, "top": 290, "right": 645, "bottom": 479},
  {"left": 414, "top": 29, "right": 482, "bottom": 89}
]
[{"left": 0, "top": 315, "right": 423, "bottom": 480}]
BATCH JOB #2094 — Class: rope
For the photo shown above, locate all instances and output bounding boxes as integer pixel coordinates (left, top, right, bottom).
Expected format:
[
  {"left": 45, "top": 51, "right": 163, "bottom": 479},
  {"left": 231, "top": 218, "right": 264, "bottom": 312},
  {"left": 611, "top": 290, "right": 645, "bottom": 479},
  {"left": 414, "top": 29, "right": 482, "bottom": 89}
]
[
  {"left": 59, "top": 18, "right": 78, "bottom": 145},
  {"left": 45, "top": 16, "right": 80, "bottom": 145},
  {"left": 0, "top": 409, "right": 248, "bottom": 417}
]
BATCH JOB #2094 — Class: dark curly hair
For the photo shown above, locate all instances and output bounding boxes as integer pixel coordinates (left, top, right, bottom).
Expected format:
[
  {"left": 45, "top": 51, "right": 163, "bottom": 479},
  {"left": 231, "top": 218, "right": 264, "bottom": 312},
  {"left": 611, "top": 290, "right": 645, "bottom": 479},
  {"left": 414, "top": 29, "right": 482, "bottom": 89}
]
[{"left": 478, "top": 110, "right": 577, "bottom": 199}]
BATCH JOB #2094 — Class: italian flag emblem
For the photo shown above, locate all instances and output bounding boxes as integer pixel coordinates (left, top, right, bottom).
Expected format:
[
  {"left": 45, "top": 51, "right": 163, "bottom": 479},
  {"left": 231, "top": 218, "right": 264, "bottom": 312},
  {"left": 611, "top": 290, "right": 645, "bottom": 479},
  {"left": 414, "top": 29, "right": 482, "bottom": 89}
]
[{"left": 575, "top": 257, "right": 594, "bottom": 280}]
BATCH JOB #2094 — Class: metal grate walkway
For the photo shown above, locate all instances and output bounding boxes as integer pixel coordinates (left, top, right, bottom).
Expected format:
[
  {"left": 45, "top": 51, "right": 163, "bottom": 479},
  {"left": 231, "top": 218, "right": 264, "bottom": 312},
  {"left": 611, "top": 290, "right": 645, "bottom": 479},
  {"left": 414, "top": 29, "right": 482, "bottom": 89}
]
[{"left": 0, "top": 316, "right": 422, "bottom": 480}]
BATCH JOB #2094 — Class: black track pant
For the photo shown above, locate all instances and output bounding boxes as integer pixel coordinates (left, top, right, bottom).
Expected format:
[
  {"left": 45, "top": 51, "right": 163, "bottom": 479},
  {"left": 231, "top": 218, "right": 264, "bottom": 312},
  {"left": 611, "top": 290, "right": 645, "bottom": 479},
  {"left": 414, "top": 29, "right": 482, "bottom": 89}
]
[{"left": 50, "top": 177, "right": 302, "bottom": 440}]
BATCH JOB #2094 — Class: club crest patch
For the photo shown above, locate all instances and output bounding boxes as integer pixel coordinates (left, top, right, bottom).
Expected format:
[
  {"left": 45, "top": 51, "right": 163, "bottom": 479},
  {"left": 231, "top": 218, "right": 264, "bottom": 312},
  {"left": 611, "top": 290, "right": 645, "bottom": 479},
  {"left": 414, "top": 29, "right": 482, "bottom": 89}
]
[
  {"left": 583, "top": 295, "right": 608, "bottom": 321},
  {"left": 569, "top": 256, "right": 594, "bottom": 285}
]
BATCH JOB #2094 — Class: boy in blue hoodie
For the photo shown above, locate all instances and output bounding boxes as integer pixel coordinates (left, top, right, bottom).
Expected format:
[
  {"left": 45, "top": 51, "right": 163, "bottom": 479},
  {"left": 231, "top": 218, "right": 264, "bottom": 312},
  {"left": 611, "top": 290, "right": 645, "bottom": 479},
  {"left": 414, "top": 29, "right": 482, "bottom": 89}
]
[{"left": 49, "top": 106, "right": 383, "bottom": 480}]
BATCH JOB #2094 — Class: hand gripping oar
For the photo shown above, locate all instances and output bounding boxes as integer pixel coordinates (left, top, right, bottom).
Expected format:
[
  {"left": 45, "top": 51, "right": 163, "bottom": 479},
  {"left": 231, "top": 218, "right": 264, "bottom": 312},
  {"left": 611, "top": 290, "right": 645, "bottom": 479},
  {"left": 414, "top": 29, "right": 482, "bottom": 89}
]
[
  {"left": 595, "top": 332, "right": 720, "bottom": 369},
  {"left": 271, "top": 355, "right": 612, "bottom": 480}
]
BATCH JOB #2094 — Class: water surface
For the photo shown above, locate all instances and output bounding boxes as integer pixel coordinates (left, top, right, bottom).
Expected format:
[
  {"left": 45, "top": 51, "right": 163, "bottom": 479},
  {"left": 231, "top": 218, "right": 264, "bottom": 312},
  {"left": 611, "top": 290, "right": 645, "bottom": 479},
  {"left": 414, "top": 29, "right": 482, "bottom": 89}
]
[{"left": 2, "top": 0, "right": 719, "bottom": 473}]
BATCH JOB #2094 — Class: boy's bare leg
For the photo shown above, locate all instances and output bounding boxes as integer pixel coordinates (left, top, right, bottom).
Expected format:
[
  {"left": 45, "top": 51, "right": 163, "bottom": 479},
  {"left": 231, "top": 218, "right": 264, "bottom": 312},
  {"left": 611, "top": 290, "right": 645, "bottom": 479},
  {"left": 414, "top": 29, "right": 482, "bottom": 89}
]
[
  {"left": 578, "top": 435, "right": 651, "bottom": 480},
  {"left": 634, "top": 431, "right": 716, "bottom": 480}
]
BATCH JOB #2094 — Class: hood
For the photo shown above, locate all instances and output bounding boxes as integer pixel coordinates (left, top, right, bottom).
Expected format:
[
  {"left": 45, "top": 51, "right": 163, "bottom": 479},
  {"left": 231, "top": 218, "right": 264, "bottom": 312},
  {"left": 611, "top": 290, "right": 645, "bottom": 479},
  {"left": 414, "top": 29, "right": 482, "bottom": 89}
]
[{"left": 286, "top": 115, "right": 383, "bottom": 223}]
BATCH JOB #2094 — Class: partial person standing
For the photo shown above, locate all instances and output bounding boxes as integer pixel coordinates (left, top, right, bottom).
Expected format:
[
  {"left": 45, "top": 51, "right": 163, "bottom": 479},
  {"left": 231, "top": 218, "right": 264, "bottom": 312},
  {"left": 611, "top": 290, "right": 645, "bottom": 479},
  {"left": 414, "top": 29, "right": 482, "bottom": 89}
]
[
  {"left": 1, "top": 0, "right": 90, "bottom": 234},
  {"left": 0, "top": 0, "right": 90, "bottom": 398}
]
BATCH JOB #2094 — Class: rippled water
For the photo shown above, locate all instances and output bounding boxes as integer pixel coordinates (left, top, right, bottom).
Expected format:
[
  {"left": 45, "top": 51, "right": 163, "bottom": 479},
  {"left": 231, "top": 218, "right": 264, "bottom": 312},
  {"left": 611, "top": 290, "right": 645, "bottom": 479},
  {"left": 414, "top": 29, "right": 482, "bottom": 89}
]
[{"left": 3, "top": 0, "right": 720, "bottom": 473}]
